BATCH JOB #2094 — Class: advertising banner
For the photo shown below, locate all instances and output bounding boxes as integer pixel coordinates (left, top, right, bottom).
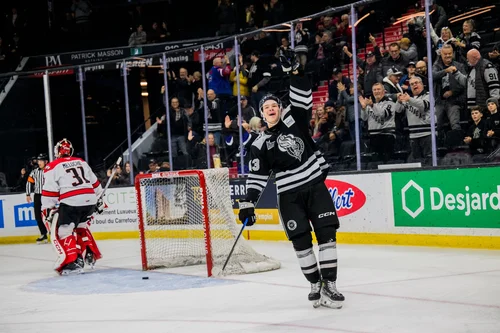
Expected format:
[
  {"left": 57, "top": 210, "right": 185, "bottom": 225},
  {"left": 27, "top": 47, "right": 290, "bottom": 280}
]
[{"left": 392, "top": 167, "right": 500, "bottom": 228}]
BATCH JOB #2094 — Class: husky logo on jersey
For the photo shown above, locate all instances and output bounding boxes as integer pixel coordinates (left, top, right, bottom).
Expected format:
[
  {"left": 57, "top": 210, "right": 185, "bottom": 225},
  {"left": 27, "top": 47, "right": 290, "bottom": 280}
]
[{"left": 277, "top": 134, "right": 304, "bottom": 161}]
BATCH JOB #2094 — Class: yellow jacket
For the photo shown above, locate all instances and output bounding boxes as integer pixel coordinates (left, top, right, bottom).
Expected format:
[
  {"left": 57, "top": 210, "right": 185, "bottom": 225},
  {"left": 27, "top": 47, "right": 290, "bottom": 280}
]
[{"left": 230, "top": 69, "right": 250, "bottom": 97}]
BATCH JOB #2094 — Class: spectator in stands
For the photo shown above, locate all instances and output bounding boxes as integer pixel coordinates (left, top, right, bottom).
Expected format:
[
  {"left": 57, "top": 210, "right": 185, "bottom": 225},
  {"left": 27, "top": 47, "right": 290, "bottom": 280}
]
[
  {"left": 454, "top": 19, "right": 481, "bottom": 63},
  {"left": 71, "top": 0, "right": 92, "bottom": 38},
  {"left": 205, "top": 89, "right": 223, "bottom": 144},
  {"left": 147, "top": 22, "right": 167, "bottom": 44},
  {"left": 145, "top": 159, "right": 159, "bottom": 173},
  {"left": 14, "top": 167, "right": 28, "bottom": 192},
  {"left": 430, "top": 26, "right": 456, "bottom": 57},
  {"left": 157, "top": 97, "right": 190, "bottom": 157},
  {"left": 0, "top": 37, "right": 7, "bottom": 72},
  {"left": 311, "top": 105, "right": 329, "bottom": 141},
  {"left": 229, "top": 54, "right": 250, "bottom": 100},
  {"left": 400, "top": 62, "right": 416, "bottom": 94},
  {"left": 106, "top": 164, "right": 125, "bottom": 186},
  {"left": 415, "top": 60, "right": 429, "bottom": 89},
  {"left": 129, "top": 24, "right": 147, "bottom": 46},
  {"left": 174, "top": 68, "right": 194, "bottom": 107},
  {"left": 208, "top": 56, "right": 232, "bottom": 97},
  {"left": 359, "top": 82, "right": 403, "bottom": 162},
  {"left": 397, "top": 77, "right": 434, "bottom": 162},
  {"left": 190, "top": 132, "right": 221, "bottom": 168},
  {"left": 342, "top": 34, "right": 382, "bottom": 98},
  {"left": 487, "top": 43, "right": 500, "bottom": 70},
  {"left": 215, "top": 0, "right": 237, "bottom": 36},
  {"left": 454, "top": 49, "right": 500, "bottom": 111},
  {"left": 464, "top": 106, "right": 489, "bottom": 155},
  {"left": 328, "top": 67, "right": 351, "bottom": 103},
  {"left": 433, "top": 44, "right": 466, "bottom": 132},
  {"left": 430, "top": 1, "right": 448, "bottom": 35},
  {"left": 229, "top": 96, "right": 256, "bottom": 122},
  {"left": 338, "top": 81, "right": 362, "bottom": 141},
  {"left": 383, "top": 67, "right": 404, "bottom": 101},
  {"left": 399, "top": 37, "right": 418, "bottom": 63},
  {"left": 248, "top": 50, "right": 271, "bottom": 109},
  {"left": 486, "top": 98, "right": 500, "bottom": 150},
  {"left": 122, "top": 162, "right": 132, "bottom": 184},
  {"left": 294, "top": 22, "right": 309, "bottom": 46},
  {"left": 378, "top": 42, "right": 409, "bottom": 81},
  {"left": 307, "top": 30, "right": 334, "bottom": 85}
]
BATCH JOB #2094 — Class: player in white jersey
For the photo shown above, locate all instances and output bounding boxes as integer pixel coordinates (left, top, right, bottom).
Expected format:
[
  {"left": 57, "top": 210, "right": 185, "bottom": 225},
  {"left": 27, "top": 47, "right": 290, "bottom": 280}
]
[{"left": 42, "top": 138, "right": 105, "bottom": 275}]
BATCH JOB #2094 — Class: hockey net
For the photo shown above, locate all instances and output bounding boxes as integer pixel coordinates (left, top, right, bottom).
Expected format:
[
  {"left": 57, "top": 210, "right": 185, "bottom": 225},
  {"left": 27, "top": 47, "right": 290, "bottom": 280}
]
[{"left": 134, "top": 168, "right": 280, "bottom": 276}]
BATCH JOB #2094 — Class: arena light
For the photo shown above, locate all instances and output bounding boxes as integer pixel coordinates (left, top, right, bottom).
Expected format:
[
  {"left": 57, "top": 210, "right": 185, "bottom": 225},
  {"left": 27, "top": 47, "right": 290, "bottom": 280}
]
[
  {"left": 349, "top": 12, "right": 370, "bottom": 28},
  {"left": 141, "top": 92, "right": 149, "bottom": 97},
  {"left": 393, "top": 10, "right": 435, "bottom": 26},
  {"left": 263, "top": 28, "right": 291, "bottom": 32},
  {"left": 448, "top": 5, "right": 495, "bottom": 22},
  {"left": 140, "top": 81, "right": 148, "bottom": 87},
  {"left": 449, "top": 8, "right": 494, "bottom": 24}
]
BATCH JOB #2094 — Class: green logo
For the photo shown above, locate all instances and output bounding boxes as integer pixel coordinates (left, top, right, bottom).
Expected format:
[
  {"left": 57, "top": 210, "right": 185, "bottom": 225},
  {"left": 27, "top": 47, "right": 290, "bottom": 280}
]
[{"left": 392, "top": 168, "right": 500, "bottom": 228}]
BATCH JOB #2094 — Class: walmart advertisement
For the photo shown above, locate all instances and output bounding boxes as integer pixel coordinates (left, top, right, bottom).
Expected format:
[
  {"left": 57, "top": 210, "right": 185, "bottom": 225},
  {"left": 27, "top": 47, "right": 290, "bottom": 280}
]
[{"left": 1, "top": 166, "right": 499, "bottom": 246}]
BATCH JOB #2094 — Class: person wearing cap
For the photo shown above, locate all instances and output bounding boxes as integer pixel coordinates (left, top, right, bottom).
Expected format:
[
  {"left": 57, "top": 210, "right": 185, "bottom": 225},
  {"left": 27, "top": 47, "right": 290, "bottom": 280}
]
[
  {"left": 328, "top": 67, "right": 351, "bottom": 103},
  {"left": 145, "top": 159, "right": 159, "bottom": 174},
  {"left": 432, "top": 44, "right": 466, "bottom": 131},
  {"left": 399, "top": 62, "right": 417, "bottom": 94},
  {"left": 26, "top": 153, "right": 49, "bottom": 244},
  {"left": 342, "top": 33, "right": 382, "bottom": 98},
  {"left": 228, "top": 95, "right": 257, "bottom": 123},
  {"left": 383, "top": 66, "right": 404, "bottom": 101}
]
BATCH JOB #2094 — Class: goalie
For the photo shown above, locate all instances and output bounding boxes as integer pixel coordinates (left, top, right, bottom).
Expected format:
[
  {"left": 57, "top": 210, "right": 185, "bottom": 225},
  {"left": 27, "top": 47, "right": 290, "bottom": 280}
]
[
  {"left": 41, "top": 138, "right": 105, "bottom": 275},
  {"left": 237, "top": 47, "right": 344, "bottom": 309}
]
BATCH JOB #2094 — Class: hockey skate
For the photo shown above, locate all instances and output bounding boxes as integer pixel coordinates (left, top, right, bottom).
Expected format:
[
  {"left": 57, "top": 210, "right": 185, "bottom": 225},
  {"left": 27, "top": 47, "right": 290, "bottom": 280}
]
[
  {"left": 60, "top": 261, "right": 84, "bottom": 276},
  {"left": 309, "top": 281, "right": 322, "bottom": 308},
  {"left": 76, "top": 255, "right": 85, "bottom": 269},
  {"left": 85, "top": 249, "right": 96, "bottom": 269},
  {"left": 36, "top": 234, "right": 48, "bottom": 244},
  {"left": 320, "top": 280, "right": 345, "bottom": 309}
]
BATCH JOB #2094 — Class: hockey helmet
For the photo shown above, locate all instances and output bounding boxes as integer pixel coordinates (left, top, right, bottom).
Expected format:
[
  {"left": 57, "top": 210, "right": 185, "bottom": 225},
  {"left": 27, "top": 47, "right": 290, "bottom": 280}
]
[
  {"left": 54, "top": 138, "right": 74, "bottom": 158},
  {"left": 37, "top": 153, "right": 48, "bottom": 161}
]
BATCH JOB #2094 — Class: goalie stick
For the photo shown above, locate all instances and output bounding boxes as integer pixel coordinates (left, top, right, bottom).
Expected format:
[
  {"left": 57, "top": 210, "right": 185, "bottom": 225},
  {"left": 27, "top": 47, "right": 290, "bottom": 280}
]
[{"left": 221, "top": 172, "right": 273, "bottom": 273}]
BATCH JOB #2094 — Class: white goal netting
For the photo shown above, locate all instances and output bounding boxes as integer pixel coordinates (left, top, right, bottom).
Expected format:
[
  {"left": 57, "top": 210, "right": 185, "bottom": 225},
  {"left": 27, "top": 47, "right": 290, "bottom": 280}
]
[{"left": 135, "top": 168, "right": 280, "bottom": 276}]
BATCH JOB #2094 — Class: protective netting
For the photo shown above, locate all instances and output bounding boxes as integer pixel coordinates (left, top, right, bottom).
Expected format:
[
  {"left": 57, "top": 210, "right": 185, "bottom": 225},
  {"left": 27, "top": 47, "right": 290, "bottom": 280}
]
[{"left": 136, "top": 168, "right": 280, "bottom": 275}]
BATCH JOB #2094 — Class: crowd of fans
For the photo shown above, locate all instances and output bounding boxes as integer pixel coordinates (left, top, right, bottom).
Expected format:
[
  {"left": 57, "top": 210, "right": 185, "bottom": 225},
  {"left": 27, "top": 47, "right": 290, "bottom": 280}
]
[{"left": 3, "top": 0, "right": 500, "bottom": 191}]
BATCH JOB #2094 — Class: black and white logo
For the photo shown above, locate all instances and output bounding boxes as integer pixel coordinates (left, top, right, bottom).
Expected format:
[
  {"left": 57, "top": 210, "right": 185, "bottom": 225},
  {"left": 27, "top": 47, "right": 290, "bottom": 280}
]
[
  {"left": 287, "top": 220, "right": 297, "bottom": 231},
  {"left": 277, "top": 134, "right": 304, "bottom": 161}
]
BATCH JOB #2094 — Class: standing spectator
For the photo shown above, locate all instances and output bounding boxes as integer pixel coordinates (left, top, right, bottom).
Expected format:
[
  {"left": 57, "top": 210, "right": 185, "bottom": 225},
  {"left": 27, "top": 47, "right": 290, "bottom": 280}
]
[
  {"left": 454, "top": 49, "right": 500, "bottom": 111},
  {"left": 383, "top": 67, "right": 404, "bottom": 101},
  {"left": 359, "top": 83, "right": 404, "bottom": 162},
  {"left": 14, "top": 167, "right": 28, "bottom": 192},
  {"left": 338, "top": 82, "right": 362, "bottom": 141},
  {"left": 175, "top": 68, "right": 194, "bottom": 107},
  {"left": 430, "top": 1, "right": 448, "bottom": 35},
  {"left": 397, "top": 77, "right": 434, "bottom": 162},
  {"left": 205, "top": 89, "right": 223, "bottom": 144},
  {"left": 399, "top": 38, "right": 418, "bottom": 63},
  {"left": 71, "top": 0, "right": 92, "bottom": 38},
  {"left": 294, "top": 22, "right": 310, "bottom": 46},
  {"left": 328, "top": 68, "right": 351, "bottom": 103},
  {"left": 378, "top": 43, "right": 409, "bottom": 80},
  {"left": 128, "top": 24, "right": 147, "bottom": 46},
  {"left": 157, "top": 98, "right": 190, "bottom": 157},
  {"left": 248, "top": 50, "right": 271, "bottom": 109},
  {"left": 454, "top": 19, "right": 481, "bottom": 63},
  {"left": 464, "top": 106, "right": 489, "bottom": 155},
  {"left": 26, "top": 154, "right": 48, "bottom": 244},
  {"left": 147, "top": 22, "right": 166, "bottom": 44},
  {"left": 400, "top": 62, "right": 417, "bottom": 94},
  {"left": 432, "top": 44, "right": 466, "bottom": 131},
  {"left": 229, "top": 54, "right": 250, "bottom": 99},
  {"left": 208, "top": 56, "right": 232, "bottom": 97}
]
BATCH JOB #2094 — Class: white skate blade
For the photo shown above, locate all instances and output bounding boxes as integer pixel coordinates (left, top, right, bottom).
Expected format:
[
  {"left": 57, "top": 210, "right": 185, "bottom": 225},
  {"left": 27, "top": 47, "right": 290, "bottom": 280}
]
[
  {"left": 320, "top": 297, "right": 343, "bottom": 309},
  {"left": 37, "top": 240, "right": 48, "bottom": 244}
]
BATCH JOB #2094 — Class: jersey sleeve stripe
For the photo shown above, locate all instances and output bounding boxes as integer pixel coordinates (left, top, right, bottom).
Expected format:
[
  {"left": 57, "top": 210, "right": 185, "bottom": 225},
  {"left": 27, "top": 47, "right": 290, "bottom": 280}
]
[
  {"left": 42, "top": 190, "right": 59, "bottom": 197},
  {"left": 92, "top": 180, "right": 101, "bottom": 189},
  {"left": 248, "top": 173, "right": 269, "bottom": 180},
  {"left": 59, "top": 188, "right": 96, "bottom": 200},
  {"left": 278, "top": 168, "right": 323, "bottom": 193},
  {"left": 289, "top": 90, "right": 313, "bottom": 106},
  {"left": 289, "top": 84, "right": 312, "bottom": 97},
  {"left": 247, "top": 184, "right": 264, "bottom": 192},
  {"left": 246, "top": 179, "right": 267, "bottom": 188}
]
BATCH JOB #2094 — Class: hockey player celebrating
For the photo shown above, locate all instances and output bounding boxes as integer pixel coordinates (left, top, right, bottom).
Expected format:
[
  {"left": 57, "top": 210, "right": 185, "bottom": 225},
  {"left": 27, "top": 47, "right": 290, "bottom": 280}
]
[
  {"left": 237, "top": 47, "right": 345, "bottom": 309},
  {"left": 41, "top": 138, "right": 105, "bottom": 275}
]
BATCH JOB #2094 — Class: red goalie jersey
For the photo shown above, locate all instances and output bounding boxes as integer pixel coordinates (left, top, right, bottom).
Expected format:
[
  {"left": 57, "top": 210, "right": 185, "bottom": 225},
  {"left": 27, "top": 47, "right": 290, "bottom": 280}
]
[{"left": 42, "top": 157, "right": 103, "bottom": 210}]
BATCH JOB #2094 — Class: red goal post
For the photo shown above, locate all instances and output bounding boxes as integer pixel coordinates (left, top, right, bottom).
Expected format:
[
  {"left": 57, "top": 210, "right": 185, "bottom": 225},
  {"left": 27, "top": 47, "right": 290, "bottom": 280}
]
[{"left": 134, "top": 168, "right": 280, "bottom": 277}]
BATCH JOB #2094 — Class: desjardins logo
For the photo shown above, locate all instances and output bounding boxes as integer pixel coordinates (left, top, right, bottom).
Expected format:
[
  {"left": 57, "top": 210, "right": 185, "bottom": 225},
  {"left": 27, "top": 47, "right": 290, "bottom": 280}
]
[{"left": 401, "top": 180, "right": 500, "bottom": 218}]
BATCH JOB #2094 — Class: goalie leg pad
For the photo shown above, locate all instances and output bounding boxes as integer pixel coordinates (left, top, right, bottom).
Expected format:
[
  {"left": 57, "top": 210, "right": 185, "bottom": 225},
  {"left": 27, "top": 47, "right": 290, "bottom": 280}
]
[
  {"left": 51, "top": 220, "right": 81, "bottom": 273},
  {"left": 76, "top": 222, "right": 102, "bottom": 261}
]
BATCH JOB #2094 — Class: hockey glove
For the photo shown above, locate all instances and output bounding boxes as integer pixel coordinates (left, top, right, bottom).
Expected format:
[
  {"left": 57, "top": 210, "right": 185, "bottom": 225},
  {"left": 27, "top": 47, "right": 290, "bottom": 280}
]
[
  {"left": 95, "top": 198, "right": 105, "bottom": 214},
  {"left": 42, "top": 208, "right": 58, "bottom": 225},
  {"left": 238, "top": 200, "right": 256, "bottom": 227}
]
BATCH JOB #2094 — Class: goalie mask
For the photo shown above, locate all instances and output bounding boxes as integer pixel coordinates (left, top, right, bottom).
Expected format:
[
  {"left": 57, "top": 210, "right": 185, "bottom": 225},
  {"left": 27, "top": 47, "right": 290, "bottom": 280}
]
[
  {"left": 54, "top": 138, "right": 74, "bottom": 158},
  {"left": 259, "top": 94, "right": 283, "bottom": 127}
]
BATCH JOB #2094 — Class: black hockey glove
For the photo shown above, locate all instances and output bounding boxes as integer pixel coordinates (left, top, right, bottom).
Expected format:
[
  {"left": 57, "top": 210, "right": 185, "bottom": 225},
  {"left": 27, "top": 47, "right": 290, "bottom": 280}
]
[
  {"left": 238, "top": 200, "right": 256, "bottom": 227},
  {"left": 95, "top": 198, "right": 105, "bottom": 214}
]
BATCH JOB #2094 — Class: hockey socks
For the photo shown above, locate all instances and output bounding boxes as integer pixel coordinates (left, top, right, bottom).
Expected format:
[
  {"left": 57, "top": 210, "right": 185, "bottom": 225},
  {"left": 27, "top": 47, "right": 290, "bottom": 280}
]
[
  {"left": 294, "top": 247, "right": 321, "bottom": 283},
  {"left": 318, "top": 241, "right": 338, "bottom": 281}
]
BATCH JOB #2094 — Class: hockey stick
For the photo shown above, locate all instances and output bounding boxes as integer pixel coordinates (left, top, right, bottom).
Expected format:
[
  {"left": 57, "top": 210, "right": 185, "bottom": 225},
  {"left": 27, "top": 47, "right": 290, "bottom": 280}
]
[
  {"left": 100, "top": 156, "right": 122, "bottom": 200},
  {"left": 221, "top": 172, "right": 273, "bottom": 273}
]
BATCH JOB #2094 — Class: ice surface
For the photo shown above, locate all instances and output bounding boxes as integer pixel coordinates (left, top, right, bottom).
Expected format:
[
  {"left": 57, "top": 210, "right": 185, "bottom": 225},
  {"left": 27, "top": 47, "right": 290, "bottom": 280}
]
[{"left": 1, "top": 239, "right": 500, "bottom": 333}]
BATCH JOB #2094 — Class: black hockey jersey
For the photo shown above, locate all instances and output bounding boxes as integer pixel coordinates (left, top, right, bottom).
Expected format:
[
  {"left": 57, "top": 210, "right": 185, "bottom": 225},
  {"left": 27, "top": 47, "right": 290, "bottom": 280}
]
[{"left": 245, "top": 75, "right": 329, "bottom": 203}]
